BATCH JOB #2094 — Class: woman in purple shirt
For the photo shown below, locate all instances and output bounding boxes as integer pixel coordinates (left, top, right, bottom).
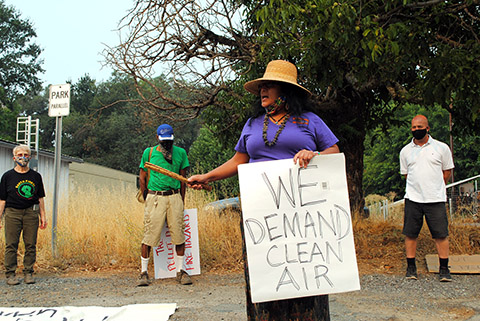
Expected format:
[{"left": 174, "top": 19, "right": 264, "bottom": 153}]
[
  {"left": 188, "top": 59, "right": 339, "bottom": 185},
  {"left": 188, "top": 60, "right": 339, "bottom": 319}
]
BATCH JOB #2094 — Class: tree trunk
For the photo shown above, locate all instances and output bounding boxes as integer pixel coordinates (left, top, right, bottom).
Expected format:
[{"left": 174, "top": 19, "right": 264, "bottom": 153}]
[
  {"left": 343, "top": 127, "right": 366, "bottom": 217},
  {"left": 317, "top": 86, "right": 367, "bottom": 217},
  {"left": 240, "top": 217, "right": 330, "bottom": 321}
]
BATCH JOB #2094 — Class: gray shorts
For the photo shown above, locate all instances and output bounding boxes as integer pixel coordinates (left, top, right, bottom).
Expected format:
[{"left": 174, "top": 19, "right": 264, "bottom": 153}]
[{"left": 402, "top": 199, "right": 449, "bottom": 239}]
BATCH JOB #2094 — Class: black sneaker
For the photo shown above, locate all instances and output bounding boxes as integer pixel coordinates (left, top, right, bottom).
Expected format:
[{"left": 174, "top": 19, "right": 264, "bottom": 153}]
[
  {"left": 405, "top": 266, "right": 418, "bottom": 280},
  {"left": 439, "top": 267, "right": 452, "bottom": 282}
]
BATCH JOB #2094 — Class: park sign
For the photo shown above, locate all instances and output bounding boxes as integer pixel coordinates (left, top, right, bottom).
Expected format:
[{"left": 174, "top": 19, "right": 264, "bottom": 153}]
[
  {"left": 48, "top": 84, "right": 71, "bottom": 117},
  {"left": 238, "top": 153, "right": 360, "bottom": 303}
]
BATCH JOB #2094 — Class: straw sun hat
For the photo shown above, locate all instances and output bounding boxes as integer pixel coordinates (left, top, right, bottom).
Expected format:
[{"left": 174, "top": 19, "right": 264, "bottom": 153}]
[{"left": 244, "top": 60, "right": 312, "bottom": 97}]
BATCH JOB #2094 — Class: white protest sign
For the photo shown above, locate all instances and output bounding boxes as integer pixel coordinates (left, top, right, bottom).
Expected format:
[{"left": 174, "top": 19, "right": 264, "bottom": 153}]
[
  {"left": 238, "top": 153, "right": 360, "bottom": 303},
  {"left": 153, "top": 209, "right": 201, "bottom": 278},
  {"left": 48, "top": 84, "right": 71, "bottom": 117},
  {"left": 0, "top": 304, "right": 176, "bottom": 321}
]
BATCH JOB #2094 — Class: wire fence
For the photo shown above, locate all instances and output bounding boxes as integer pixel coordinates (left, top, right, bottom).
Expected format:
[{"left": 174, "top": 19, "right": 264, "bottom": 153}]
[{"left": 368, "top": 175, "right": 480, "bottom": 221}]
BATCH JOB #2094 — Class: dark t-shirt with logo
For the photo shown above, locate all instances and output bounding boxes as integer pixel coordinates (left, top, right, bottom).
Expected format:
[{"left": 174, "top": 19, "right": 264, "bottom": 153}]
[{"left": 0, "top": 169, "right": 46, "bottom": 209}]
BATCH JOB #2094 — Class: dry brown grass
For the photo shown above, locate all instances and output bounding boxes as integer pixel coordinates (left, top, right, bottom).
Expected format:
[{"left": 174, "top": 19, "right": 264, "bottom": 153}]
[
  {"left": 0, "top": 188, "right": 479, "bottom": 275},
  {"left": 0, "top": 187, "right": 245, "bottom": 274},
  {"left": 11, "top": 185, "right": 146, "bottom": 272},
  {"left": 186, "top": 190, "right": 243, "bottom": 273},
  {"left": 353, "top": 206, "right": 480, "bottom": 275}
]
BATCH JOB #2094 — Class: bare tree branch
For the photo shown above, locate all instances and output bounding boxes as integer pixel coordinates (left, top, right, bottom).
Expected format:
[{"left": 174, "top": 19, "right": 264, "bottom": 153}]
[{"left": 103, "top": 0, "right": 256, "bottom": 120}]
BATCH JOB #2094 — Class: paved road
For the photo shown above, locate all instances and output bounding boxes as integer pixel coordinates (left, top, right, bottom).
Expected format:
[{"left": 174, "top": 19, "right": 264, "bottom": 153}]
[{"left": 0, "top": 272, "right": 479, "bottom": 320}]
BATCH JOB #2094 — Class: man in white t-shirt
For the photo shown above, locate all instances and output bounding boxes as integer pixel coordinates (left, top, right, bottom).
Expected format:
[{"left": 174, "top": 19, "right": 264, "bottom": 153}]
[{"left": 399, "top": 115, "right": 454, "bottom": 282}]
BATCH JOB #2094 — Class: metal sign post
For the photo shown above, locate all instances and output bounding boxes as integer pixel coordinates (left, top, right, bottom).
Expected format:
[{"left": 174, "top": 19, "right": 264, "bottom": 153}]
[
  {"left": 48, "top": 84, "right": 71, "bottom": 257},
  {"left": 51, "top": 116, "right": 62, "bottom": 257}
]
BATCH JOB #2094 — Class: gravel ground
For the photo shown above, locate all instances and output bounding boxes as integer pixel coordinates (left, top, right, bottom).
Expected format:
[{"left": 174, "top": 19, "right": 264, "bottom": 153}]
[{"left": 1, "top": 271, "right": 479, "bottom": 320}]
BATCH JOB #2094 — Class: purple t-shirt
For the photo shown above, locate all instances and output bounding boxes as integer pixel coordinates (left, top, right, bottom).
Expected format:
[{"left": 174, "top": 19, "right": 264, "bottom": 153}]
[{"left": 235, "top": 112, "right": 338, "bottom": 163}]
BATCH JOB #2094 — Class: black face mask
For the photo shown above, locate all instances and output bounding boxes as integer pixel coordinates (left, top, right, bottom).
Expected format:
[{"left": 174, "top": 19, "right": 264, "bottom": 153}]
[
  {"left": 160, "top": 140, "right": 173, "bottom": 151},
  {"left": 412, "top": 129, "right": 427, "bottom": 140}
]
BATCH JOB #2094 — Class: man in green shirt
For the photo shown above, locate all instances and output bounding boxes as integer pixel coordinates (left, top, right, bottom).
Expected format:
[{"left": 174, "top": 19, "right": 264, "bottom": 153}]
[{"left": 138, "top": 124, "right": 191, "bottom": 286}]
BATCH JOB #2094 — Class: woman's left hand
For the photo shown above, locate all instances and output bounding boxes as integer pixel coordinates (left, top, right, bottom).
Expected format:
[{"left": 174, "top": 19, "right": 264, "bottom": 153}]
[{"left": 293, "top": 149, "right": 316, "bottom": 168}]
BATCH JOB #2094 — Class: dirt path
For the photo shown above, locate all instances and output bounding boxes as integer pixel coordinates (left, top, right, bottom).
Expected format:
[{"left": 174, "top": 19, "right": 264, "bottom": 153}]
[{"left": 1, "top": 271, "right": 479, "bottom": 320}]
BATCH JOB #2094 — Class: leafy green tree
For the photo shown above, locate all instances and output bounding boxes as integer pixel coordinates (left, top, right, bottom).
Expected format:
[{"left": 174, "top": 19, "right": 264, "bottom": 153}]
[
  {"left": 0, "top": 0, "right": 43, "bottom": 140},
  {"left": 105, "top": 0, "right": 480, "bottom": 213},
  {"left": 0, "top": 0, "right": 43, "bottom": 108},
  {"left": 244, "top": 0, "right": 480, "bottom": 211},
  {"left": 9, "top": 72, "right": 201, "bottom": 175},
  {"left": 363, "top": 104, "right": 448, "bottom": 197},
  {"left": 71, "top": 75, "right": 97, "bottom": 114},
  {"left": 0, "top": 103, "right": 19, "bottom": 141},
  {"left": 454, "top": 135, "right": 480, "bottom": 181},
  {"left": 363, "top": 104, "right": 480, "bottom": 198},
  {"left": 188, "top": 126, "right": 239, "bottom": 198}
]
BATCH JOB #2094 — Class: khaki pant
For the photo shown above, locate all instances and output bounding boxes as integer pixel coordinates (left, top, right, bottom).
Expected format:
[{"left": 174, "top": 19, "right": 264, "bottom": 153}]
[
  {"left": 142, "top": 193, "right": 185, "bottom": 246},
  {"left": 4, "top": 207, "right": 39, "bottom": 276}
]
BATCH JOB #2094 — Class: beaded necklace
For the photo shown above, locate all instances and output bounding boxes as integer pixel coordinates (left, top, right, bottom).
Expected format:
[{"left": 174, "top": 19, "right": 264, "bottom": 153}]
[{"left": 263, "top": 113, "right": 290, "bottom": 147}]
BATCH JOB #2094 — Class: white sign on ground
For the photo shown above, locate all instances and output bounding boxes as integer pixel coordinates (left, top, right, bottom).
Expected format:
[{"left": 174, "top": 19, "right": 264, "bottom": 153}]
[
  {"left": 153, "top": 209, "right": 201, "bottom": 279},
  {"left": 238, "top": 153, "right": 360, "bottom": 303},
  {"left": 48, "top": 84, "right": 71, "bottom": 117},
  {"left": 0, "top": 304, "right": 176, "bottom": 321}
]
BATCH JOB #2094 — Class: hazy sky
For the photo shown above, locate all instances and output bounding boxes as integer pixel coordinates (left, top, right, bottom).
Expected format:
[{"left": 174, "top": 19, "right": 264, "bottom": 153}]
[{"left": 4, "top": 0, "right": 134, "bottom": 86}]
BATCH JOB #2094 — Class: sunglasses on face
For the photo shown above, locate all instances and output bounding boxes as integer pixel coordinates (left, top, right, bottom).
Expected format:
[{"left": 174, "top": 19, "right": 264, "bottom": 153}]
[{"left": 258, "top": 82, "right": 278, "bottom": 90}]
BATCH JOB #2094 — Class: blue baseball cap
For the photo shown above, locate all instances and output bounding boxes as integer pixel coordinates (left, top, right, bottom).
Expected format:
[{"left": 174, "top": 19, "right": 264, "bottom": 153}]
[{"left": 157, "top": 124, "right": 174, "bottom": 140}]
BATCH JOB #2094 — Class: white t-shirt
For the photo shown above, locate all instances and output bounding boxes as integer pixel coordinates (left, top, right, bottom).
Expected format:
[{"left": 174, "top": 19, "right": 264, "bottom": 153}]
[{"left": 400, "top": 136, "right": 454, "bottom": 203}]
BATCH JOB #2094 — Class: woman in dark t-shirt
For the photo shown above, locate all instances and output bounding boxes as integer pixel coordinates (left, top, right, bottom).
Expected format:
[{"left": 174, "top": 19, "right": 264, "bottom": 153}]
[{"left": 0, "top": 144, "right": 47, "bottom": 285}]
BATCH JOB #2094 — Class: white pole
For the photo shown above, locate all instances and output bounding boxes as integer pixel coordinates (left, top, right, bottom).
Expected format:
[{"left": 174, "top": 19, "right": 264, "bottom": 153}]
[
  {"left": 385, "top": 200, "right": 390, "bottom": 219},
  {"left": 26, "top": 116, "right": 32, "bottom": 147},
  {"left": 448, "top": 197, "right": 453, "bottom": 220}
]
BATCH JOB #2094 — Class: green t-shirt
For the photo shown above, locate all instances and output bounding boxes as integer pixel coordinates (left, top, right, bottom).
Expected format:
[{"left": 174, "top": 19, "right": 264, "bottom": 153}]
[{"left": 139, "top": 145, "right": 189, "bottom": 191}]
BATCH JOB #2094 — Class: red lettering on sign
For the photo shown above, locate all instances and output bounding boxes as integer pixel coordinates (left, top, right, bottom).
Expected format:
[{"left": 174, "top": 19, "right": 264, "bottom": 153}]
[
  {"left": 167, "top": 242, "right": 176, "bottom": 271},
  {"left": 184, "top": 221, "right": 192, "bottom": 249},
  {"left": 155, "top": 240, "right": 165, "bottom": 255},
  {"left": 167, "top": 260, "right": 176, "bottom": 271},
  {"left": 185, "top": 253, "right": 194, "bottom": 270},
  {"left": 167, "top": 243, "right": 174, "bottom": 259}
]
